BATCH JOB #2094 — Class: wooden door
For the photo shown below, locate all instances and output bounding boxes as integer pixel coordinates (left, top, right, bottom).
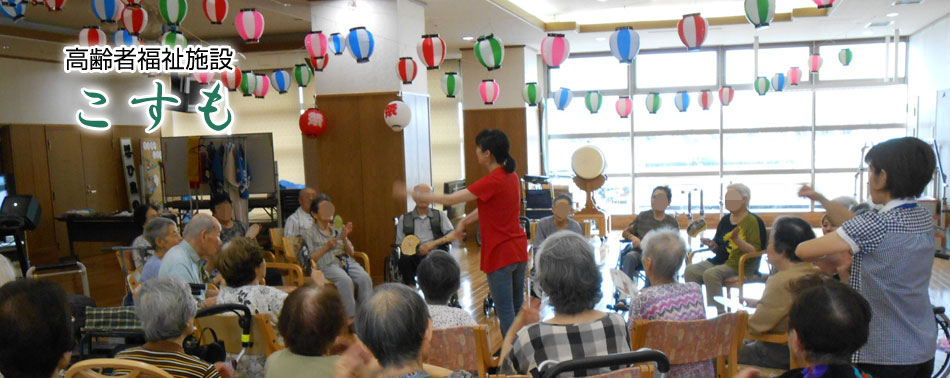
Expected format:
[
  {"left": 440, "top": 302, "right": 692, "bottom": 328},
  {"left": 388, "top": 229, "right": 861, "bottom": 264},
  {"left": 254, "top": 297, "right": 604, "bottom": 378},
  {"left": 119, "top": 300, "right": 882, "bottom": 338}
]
[
  {"left": 46, "top": 126, "right": 88, "bottom": 255},
  {"left": 80, "top": 129, "right": 125, "bottom": 213}
]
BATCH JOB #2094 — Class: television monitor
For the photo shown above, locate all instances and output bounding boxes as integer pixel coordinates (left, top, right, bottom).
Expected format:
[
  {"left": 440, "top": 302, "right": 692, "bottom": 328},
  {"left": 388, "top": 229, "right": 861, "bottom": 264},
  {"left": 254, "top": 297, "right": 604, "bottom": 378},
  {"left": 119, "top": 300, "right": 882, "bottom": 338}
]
[
  {"left": 0, "top": 174, "right": 13, "bottom": 208},
  {"left": 169, "top": 73, "right": 203, "bottom": 113},
  {"left": 443, "top": 179, "right": 467, "bottom": 220}
]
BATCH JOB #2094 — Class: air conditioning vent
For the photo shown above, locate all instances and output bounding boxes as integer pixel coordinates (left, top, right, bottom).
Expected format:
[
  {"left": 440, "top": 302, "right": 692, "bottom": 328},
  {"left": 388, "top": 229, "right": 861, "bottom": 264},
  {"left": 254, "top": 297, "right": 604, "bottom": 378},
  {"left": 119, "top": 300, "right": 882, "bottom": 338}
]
[
  {"left": 866, "top": 20, "right": 894, "bottom": 28},
  {"left": 892, "top": 0, "right": 924, "bottom": 5}
]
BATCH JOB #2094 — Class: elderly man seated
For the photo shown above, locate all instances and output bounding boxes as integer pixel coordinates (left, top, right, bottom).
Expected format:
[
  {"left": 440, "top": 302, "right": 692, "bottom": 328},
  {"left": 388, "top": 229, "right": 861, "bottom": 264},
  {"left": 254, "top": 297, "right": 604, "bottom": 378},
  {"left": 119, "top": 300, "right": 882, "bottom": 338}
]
[
  {"left": 396, "top": 184, "right": 456, "bottom": 286},
  {"left": 117, "top": 276, "right": 233, "bottom": 378},
  {"left": 0, "top": 279, "right": 74, "bottom": 378},
  {"left": 159, "top": 213, "right": 223, "bottom": 307},
  {"left": 284, "top": 187, "right": 317, "bottom": 238}
]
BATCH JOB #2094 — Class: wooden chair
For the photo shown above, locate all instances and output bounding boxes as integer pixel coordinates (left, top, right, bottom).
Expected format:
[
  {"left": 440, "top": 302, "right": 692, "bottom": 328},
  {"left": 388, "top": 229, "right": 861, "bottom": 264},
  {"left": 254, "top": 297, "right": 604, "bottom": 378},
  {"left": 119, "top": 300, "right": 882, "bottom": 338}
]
[
  {"left": 115, "top": 249, "right": 140, "bottom": 296},
  {"left": 423, "top": 325, "right": 498, "bottom": 378},
  {"left": 65, "top": 358, "right": 173, "bottom": 378},
  {"left": 267, "top": 262, "right": 306, "bottom": 287},
  {"left": 631, "top": 311, "right": 749, "bottom": 378},
  {"left": 723, "top": 251, "right": 767, "bottom": 302},
  {"left": 194, "top": 313, "right": 284, "bottom": 357},
  {"left": 745, "top": 331, "right": 802, "bottom": 369},
  {"left": 269, "top": 227, "right": 286, "bottom": 261},
  {"left": 126, "top": 273, "right": 140, "bottom": 294},
  {"left": 283, "top": 236, "right": 303, "bottom": 265}
]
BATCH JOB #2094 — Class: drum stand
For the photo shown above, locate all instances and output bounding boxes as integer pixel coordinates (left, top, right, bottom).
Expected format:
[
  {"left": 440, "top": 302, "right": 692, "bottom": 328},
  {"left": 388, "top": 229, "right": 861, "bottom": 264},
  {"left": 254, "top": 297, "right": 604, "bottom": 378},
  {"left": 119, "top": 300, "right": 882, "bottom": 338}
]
[{"left": 573, "top": 175, "right": 610, "bottom": 240}]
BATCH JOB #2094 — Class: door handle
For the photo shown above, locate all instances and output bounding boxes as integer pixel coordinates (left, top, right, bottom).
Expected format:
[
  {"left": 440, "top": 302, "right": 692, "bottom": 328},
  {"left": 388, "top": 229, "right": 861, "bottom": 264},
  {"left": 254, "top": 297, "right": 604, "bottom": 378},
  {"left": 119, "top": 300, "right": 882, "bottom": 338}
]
[{"left": 87, "top": 189, "right": 97, "bottom": 194}]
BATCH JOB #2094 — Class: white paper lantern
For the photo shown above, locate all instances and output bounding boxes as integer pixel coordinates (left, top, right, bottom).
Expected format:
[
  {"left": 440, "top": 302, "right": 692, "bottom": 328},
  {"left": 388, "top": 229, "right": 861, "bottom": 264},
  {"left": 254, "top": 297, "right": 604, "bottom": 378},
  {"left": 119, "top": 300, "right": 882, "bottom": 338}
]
[{"left": 384, "top": 100, "right": 411, "bottom": 131}]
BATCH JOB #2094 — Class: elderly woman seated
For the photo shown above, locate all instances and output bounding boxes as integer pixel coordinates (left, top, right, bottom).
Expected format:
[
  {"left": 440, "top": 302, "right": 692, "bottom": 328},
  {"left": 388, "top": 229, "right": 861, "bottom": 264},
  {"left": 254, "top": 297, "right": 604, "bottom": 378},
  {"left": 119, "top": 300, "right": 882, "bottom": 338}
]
[
  {"left": 0, "top": 279, "right": 74, "bottom": 378},
  {"left": 140, "top": 217, "right": 182, "bottom": 282},
  {"left": 501, "top": 231, "right": 631, "bottom": 377},
  {"left": 627, "top": 228, "right": 711, "bottom": 378},
  {"left": 737, "top": 216, "right": 820, "bottom": 370},
  {"left": 116, "top": 276, "right": 232, "bottom": 378},
  {"left": 532, "top": 194, "right": 583, "bottom": 251},
  {"left": 214, "top": 237, "right": 288, "bottom": 324},
  {"left": 265, "top": 285, "right": 346, "bottom": 378},
  {"left": 417, "top": 251, "right": 477, "bottom": 329}
]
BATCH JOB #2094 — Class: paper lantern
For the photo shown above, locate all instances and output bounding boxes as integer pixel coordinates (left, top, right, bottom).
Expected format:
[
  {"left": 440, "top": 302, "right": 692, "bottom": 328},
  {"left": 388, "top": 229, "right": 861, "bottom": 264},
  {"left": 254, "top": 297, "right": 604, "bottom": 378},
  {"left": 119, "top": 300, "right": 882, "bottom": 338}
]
[
  {"left": 674, "top": 91, "right": 690, "bottom": 112},
  {"left": 771, "top": 73, "right": 786, "bottom": 92},
  {"left": 305, "top": 53, "right": 328, "bottom": 72},
  {"left": 191, "top": 72, "right": 215, "bottom": 85},
  {"left": 329, "top": 33, "right": 345, "bottom": 56},
  {"left": 121, "top": 4, "right": 147, "bottom": 36},
  {"left": 585, "top": 91, "right": 603, "bottom": 114},
  {"left": 553, "top": 87, "right": 572, "bottom": 111},
  {"left": 347, "top": 26, "right": 374, "bottom": 63},
  {"left": 699, "top": 89, "right": 713, "bottom": 110},
  {"left": 293, "top": 64, "right": 312, "bottom": 87},
  {"left": 616, "top": 96, "right": 633, "bottom": 118},
  {"left": 122, "top": 0, "right": 142, "bottom": 4},
  {"left": 645, "top": 93, "right": 661, "bottom": 114},
  {"left": 112, "top": 28, "right": 137, "bottom": 46},
  {"left": 30, "top": 0, "right": 44, "bottom": 5},
  {"left": 475, "top": 34, "right": 504, "bottom": 71},
  {"left": 235, "top": 8, "right": 264, "bottom": 44},
  {"left": 541, "top": 33, "right": 570, "bottom": 69},
  {"left": 609, "top": 27, "right": 640, "bottom": 64},
  {"left": 299, "top": 108, "right": 327, "bottom": 138},
  {"left": 239, "top": 70, "right": 257, "bottom": 97},
  {"left": 479, "top": 80, "right": 500, "bottom": 105},
  {"left": 745, "top": 0, "right": 776, "bottom": 29},
  {"left": 719, "top": 86, "right": 735, "bottom": 106},
  {"left": 159, "top": 0, "right": 187, "bottom": 26},
  {"left": 754, "top": 76, "right": 770, "bottom": 96},
  {"left": 522, "top": 82, "right": 542, "bottom": 107},
  {"left": 441, "top": 72, "right": 461, "bottom": 98},
  {"left": 813, "top": 0, "right": 834, "bottom": 8},
  {"left": 271, "top": 69, "right": 291, "bottom": 94},
  {"left": 417, "top": 34, "right": 445, "bottom": 70},
  {"left": 44, "top": 0, "right": 65, "bottom": 11},
  {"left": 396, "top": 57, "right": 417, "bottom": 85},
  {"left": 161, "top": 30, "right": 186, "bottom": 49},
  {"left": 202, "top": 0, "right": 227, "bottom": 24},
  {"left": 253, "top": 74, "right": 269, "bottom": 98},
  {"left": 91, "top": 0, "right": 122, "bottom": 23},
  {"left": 79, "top": 26, "right": 106, "bottom": 47},
  {"left": 305, "top": 31, "right": 327, "bottom": 60},
  {"left": 0, "top": 2, "right": 25, "bottom": 22},
  {"left": 221, "top": 67, "right": 241, "bottom": 91},
  {"left": 300, "top": 108, "right": 327, "bottom": 138},
  {"left": 809, "top": 53, "right": 823, "bottom": 73},
  {"left": 838, "top": 48, "right": 853, "bottom": 66},
  {"left": 384, "top": 100, "right": 411, "bottom": 131},
  {"left": 787, "top": 67, "right": 803, "bottom": 85},
  {"left": 677, "top": 13, "right": 708, "bottom": 51}
]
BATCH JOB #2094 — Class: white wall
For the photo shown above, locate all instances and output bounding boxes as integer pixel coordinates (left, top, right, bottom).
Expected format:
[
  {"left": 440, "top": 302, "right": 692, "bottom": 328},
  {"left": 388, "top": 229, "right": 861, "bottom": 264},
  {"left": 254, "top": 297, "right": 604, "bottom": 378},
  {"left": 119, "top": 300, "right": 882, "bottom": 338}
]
[
  {"left": 427, "top": 59, "right": 464, "bottom": 194},
  {"left": 461, "top": 46, "right": 527, "bottom": 110},
  {"left": 908, "top": 14, "right": 950, "bottom": 139}
]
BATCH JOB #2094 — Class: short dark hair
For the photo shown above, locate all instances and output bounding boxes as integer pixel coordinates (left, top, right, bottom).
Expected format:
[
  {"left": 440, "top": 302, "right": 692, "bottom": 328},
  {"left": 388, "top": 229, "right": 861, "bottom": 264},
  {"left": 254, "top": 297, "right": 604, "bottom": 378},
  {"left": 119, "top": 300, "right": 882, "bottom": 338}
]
[
  {"left": 0, "top": 279, "right": 74, "bottom": 378},
  {"left": 788, "top": 277, "right": 872, "bottom": 365},
  {"left": 417, "top": 251, "right": 460, "bottom": 305},
  {"left": 475, "top": 129, "right": 516, "bottom": 173},
  {"left": 215, "top": 237, "right": 265, "bottom": 287},
  {"left": 310, "top": 193, "right": 333, "bottom": 214},
  {"left": 278, "top": 285, "right": 345, "bottom": 356},
  {"left": 356, "top": 284, "right": 429, "bottom": 368},
  {"left": 537, "top": 231, "right": 602, "bottom": 315},
  {"left": 210, "top": 195, "right": 232, "bottom": 213},
  {"left": 652, "top": 186, "right": 672, "bottom": 202},
  {"left": 771, "top": 216, "right": 815, "bottom": 263},
  {"left": 134, "top": 203, "right": 159, "bottom": 229},
  {"left": 553, "top": 194, "right": 573, "bottom": 206},
  {"left": 864, "top": 137, "right": 936, "bottom": 199}
]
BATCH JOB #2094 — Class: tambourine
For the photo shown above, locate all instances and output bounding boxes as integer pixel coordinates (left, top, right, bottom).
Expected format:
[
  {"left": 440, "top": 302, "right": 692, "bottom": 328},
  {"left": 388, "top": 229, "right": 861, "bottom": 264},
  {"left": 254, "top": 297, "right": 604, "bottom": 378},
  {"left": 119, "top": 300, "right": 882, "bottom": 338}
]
[
  {"left": 400, "top": 234, "right": 421, "bottom": 256},
  {"left": 687, "top": 218, "right": 707, "bottom": 238}
]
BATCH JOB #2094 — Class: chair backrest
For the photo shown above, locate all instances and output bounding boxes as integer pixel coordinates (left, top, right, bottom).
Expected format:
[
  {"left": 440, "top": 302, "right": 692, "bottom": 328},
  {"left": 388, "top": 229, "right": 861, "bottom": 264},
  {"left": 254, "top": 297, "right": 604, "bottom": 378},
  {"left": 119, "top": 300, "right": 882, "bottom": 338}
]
[
  {"left": 631, "top": 311, "right": 748, "bottom": 374},
  {"left": 194, "top": 313, "right": 283, "bottom": 357},
  {"left": 269, "top": 227, "right": 285, "bottom": 254},
  {"left": 283, "top": 236, "right": 303, "bottom": 264},
  {"left": 65, "top": 358, "right": 174, "bottom": 378},
  {"left": 126, "top": 273, "right": 140, "bottom": 294},
  {"left": 115, "top": 249, "right": 137, "bottom": 276},
  {"left": 268, "top": 262, "right": 305, "bottom": 287},
  {"left": 424, "top": 325, "right": 495, "bottom": 377}
]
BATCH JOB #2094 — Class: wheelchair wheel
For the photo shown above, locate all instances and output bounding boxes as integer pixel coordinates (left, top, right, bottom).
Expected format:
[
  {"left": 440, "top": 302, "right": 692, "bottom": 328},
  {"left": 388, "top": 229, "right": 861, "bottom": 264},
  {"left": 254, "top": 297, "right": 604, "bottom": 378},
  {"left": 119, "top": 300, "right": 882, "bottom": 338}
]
[
  {"left": 934, "top": 307, "right": 950, "bottom": 378},
  {"left": 384, "top": 251, "right": 402, "bottom": 283},
  {"left": 483, "top": 296, "right": 494, "bottom": 316}
]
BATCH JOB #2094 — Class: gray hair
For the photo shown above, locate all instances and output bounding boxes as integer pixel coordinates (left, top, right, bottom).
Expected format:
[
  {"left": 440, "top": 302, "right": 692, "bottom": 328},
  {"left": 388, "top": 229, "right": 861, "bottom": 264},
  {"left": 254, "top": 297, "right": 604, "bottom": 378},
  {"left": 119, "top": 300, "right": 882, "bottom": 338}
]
[
  {"left": 727, "top": 183, "right": 751, "bottom": 208},
  {"left": 641, "top": 228, "right": 686, "bottom": 280},
  {"left": 135, "top": 276, "right": 196, "bottom": 342},
  {"left": 355, "top": 284, "right": 429, "bottom": 368},
  {"left": 0, "top": 255, "right": 15, "bottom": 285},
  {"left": 182, "top": 214, "right": 219, "bottom": 241},
  {"left": 144, "top": 217, "right": 177, "bottom": 248},
  {"left": 537, "top": 231, "right": 602, "bottom": 315}
]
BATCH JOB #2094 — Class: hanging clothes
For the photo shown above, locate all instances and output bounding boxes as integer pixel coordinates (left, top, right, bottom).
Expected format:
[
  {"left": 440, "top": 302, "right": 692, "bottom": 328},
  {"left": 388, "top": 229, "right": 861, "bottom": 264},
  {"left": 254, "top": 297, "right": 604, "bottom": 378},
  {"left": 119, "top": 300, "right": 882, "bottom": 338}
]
[
  {"left": 186, "top": 137, "right": 202, "bottom": 189},
  {"left": 205, "top": 142, "right": 219, "bottom": 196},
  {"left": 236, "top": 144, "right": 250, "bottom": 200},
  {"left": 224, "top": 142, "right": 249, "bottom": 225},
  {"left": 211, "top": 142, "right": 225, "bottom": 197}
]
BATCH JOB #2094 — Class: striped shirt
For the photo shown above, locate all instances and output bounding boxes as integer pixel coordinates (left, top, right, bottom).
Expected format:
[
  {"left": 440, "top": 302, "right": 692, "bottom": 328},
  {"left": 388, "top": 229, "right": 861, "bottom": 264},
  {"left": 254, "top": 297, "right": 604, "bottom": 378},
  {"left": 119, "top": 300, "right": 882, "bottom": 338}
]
[
  {"left": 116, "top": 344, "right": 220, "bottom": 378},
  {"left": 837, "top": 199, "right": 937, "bottom": 365},
  {"left": 502, "top": 313, "right": 631, "bottom": 377}
]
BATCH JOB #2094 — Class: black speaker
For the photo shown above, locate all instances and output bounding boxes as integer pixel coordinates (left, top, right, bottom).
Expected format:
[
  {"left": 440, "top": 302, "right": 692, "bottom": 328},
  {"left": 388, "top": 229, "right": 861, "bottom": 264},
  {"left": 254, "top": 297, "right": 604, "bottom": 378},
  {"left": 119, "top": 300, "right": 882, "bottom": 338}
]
[{"left": 1, "top": 195, "right": 41, "bottom": 230}]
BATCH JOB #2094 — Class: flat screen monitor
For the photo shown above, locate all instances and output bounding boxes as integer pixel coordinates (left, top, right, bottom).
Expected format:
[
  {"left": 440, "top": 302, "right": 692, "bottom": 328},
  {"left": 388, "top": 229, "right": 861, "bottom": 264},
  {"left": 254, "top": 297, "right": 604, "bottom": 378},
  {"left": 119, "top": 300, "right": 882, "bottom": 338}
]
[{"left": 443, "top": 179, "right": 467, "bottom": 220}]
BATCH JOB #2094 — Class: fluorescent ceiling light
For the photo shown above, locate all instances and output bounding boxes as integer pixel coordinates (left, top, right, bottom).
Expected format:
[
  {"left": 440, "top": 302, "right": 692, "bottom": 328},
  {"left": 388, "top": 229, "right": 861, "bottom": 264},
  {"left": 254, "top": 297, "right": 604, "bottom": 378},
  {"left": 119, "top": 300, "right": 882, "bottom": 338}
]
[
  {"left": 886, "top": 12, "right": 899, "bottom": 17},
  {"left": 462, "top": 36, "right": 474, "bottom": 41}
]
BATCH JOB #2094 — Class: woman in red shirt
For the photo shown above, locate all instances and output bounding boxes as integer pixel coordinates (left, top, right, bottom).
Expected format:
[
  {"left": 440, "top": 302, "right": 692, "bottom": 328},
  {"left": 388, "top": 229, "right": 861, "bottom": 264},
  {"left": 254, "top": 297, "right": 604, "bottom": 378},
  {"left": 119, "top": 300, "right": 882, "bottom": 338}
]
[{"left": 396, "top": 129, "right": 528, "bottom": 335}]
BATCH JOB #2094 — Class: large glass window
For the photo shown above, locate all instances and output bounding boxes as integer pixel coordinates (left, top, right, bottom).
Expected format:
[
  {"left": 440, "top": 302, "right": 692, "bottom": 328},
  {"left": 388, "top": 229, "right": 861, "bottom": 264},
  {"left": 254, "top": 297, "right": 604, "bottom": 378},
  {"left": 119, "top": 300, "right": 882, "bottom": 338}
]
[
  {"left": 548, "top": 137, "right": 631, "bottom": 177},
  {"left": 547, "top": 95, "right": 630, "bottom": 135},
  {"left": 723, "top": 131, "right": 811, "bottom": 171},
  {"left": 725, "top": 47, "right": 811, "bottom": 85},
  {"left": 633, "top": 175, "right": 721, "bottom": 215},
  {"left": 635, "top": 51, "right": 717, "bottom": 88},
  {"left": 634, "top": 134, "right": 720, "bottom": 173},
  {"left": 815, "top": 85, "right": 907, "bottom": 126},
  {"left": 552, "top": 176, "right": 632, "bottom": 216},
  {"left": 722, "top": 90, "right": 812, "bottom": 129},
  {"left": 549, "top": 56, "right": 629, "bottom": 91},
  {"left": 815, "top": 128, "right": 905, "bottom": 169},
  {"left": 818, "top": 42, "right": 907, "bottom": 81},
  {"left": 722, "top": 174, "right": 813, "bottom": 212},
  {"left": 632, "top": 93, "right": 719, "bottom": 132}
]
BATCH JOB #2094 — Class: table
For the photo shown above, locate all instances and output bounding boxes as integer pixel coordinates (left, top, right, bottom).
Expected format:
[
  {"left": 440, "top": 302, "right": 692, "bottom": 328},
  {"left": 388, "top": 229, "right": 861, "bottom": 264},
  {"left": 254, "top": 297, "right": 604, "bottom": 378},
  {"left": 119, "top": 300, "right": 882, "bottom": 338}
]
[
  {"left": 574, "top": 213, "right": 611, "bottom": 238},
  {"left": 55, "top": 215, "right": 142, "bottom": 260}
]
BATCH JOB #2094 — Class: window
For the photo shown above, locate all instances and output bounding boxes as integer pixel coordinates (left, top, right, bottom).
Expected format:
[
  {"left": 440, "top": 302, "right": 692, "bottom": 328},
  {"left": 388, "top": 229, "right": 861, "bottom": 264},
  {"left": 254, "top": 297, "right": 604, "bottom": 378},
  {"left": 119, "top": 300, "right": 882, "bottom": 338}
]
[
  {"left": 814, "top": 172, "right": 864, "bottom": 209},
  {"left": 725, "top": 47, "right": 811, "bottom": 85},
  {"left": 634, "top": 134, "right": 719, "bottom": 173},
  {"left": 633, "top": 175, "right": 722, "bottom": 214},
  {"left": 815, "top": 128, "right": 905, "bottom": 169},
  {"left": 818, "top": 42, "right": 907, "bottom": 81},
  {"left": 632, "top": 93, "right": 720, "bottom": 132},
  {"left": 722, "top": 90, "right": 812, "bottom": 129},
  {"left": 549, "top": 56, "right": 629, "bottom": 91},
  {"left": 551, "top": 176, "right": 632, "bottom": 216},
  {"left": 635, "top": 51, "right": 717, "bottom": 88},
  {"left": 548, "top": 137, "right": 631, "bottom": 177},
  {"left": 815, "top": 85, "right": 907, "bottom": 126},
  {"left": 547, "top": 95, "right": 631, "bottom": 135},
  {"left": 723, "top": 131, "right": 811, "bottom": 171},
  {"left": 722, "top": 174, "right": 813, "bottom": 213}
]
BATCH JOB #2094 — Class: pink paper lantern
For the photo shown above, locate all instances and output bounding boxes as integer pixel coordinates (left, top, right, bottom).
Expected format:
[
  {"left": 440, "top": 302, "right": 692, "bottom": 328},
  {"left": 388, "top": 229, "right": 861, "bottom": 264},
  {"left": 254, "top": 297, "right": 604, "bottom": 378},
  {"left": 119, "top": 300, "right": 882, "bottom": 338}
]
[
  {"left": 719, "top": 86, "right": 735, "bottom": 106},
  {"left": 479, "top": 79, "right": 500, "bottom": 105},
  {"left": 253, "top": 73, "right": 269, "bottom": 98},
  {"left": 235, "top": 8, "right": 264, "bottom": 44},
  {"left": 192, "top": 72, "right": 216, "bottom": 85},
  {"left": 809, "top": 54, "right": 823, "bottom": 73},
  {"left": 540, "top": 33, "right": 570, "bottom": 69},
  {"left": 305, "top": 31, "right": 327, "bottom": 60},
  {"left": 787, "top": 67, "right": 803, "bottom": 85},
  {"left": 615, "top": 96, "right": 633, "bottom": 118}
]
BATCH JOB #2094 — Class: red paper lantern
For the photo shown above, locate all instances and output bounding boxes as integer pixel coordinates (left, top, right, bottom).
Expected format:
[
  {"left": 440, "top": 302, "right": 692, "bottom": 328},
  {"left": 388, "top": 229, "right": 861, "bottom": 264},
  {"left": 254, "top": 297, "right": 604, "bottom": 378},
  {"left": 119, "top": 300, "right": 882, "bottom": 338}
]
[
  {"left": 78, "top": 26, "right": 106, "bottom": 47},
  {"left": 202, "top": 0, "right": 228, "bottom": 24},
  {"left": 677, "top": 13, "right": 708, "bottom": 51},
  {"left": 699, "top": 89, "right": 713, "bottom": 110},
  {"left": 417, "top": 34, "right": 445, "bottom": 70},
  {"left": 299, "top": 108, "right": 327, "bottom": 138},
  {"left": 305, "top": 31, "right": 328, "bottom": 60},
  {"left": 221, "top": 67, "right": 241, "bottom": 91},
  {"left": 121, "top": 4, "right": 147, "bottom": 36},
  {"left": 396, "top": 57, "right": 417, "bottom": 85},
  {"left": 306, "top": 52, "right": 328, "bottom": 72},
  {"left": 45, "top": 0, "right": 66, "bottom": 11}
]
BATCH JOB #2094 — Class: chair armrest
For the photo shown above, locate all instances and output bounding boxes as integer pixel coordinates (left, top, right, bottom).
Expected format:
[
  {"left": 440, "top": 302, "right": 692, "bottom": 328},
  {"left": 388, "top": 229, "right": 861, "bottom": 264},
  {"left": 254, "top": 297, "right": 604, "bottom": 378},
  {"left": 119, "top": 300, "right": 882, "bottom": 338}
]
[
  {"left": 747, "top": 332, "right": 787, "bottom": 344},
  {"left": 736, "top": 251, "right": 764, "bottom": 284},
  {"left": 268, "top": 262, "right": 305, "bottom": 286},
  {"left": 263, "top": 251, "right": 277, "bottom": 263},
  {"left": 474, "top": 325, "right": 501, "bottom": 372},
  {"left": 353, "top": 251, "right": 371, "bottom": 277},
  {"left": 687, "top": 248, "right": 713, "bottom": 265}
]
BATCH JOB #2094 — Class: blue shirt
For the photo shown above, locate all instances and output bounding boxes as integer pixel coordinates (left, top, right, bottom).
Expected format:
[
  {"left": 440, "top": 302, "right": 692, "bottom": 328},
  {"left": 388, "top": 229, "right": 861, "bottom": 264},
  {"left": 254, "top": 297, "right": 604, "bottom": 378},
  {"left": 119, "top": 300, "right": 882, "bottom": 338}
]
[
  {"left": 158, "top": 240, "right": 206, "bottom": 286},
  {"left": 140, "top": 254, "right": 162, "bottom": 282}
]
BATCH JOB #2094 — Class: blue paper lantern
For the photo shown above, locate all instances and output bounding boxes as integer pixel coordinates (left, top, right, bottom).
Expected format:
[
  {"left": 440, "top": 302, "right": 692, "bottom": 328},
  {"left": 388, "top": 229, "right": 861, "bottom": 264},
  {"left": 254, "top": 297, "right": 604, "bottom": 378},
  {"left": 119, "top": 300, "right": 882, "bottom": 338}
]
[
  {"left": 0, "top": 1, "right": 26, "bottom": 22},
  {"left": 609, "top": 27, "right": 640, "bottom": 64},
  {"left": 674, "top": 91, "right": 690, "bottom": 112},
  {"left": 329, "top": 32, "right": 346, "bottom": 55},
  {"left": 347, "top": 26, "right": 374, "bottom": 63},
  {"left": 113, "top": 28, "right": 138, "bottom": 46},
  {"left": 771, "top": 73, "right": 786, "bottom": 92},
  {"left": 91, "top": 0, "right": 123, "bottom": 23},
  {"left": 553, "top": 87, "right": 572, "bottom": 111},
  {"left": 271, "top": 69, "right": 291, "bottom": 94}
]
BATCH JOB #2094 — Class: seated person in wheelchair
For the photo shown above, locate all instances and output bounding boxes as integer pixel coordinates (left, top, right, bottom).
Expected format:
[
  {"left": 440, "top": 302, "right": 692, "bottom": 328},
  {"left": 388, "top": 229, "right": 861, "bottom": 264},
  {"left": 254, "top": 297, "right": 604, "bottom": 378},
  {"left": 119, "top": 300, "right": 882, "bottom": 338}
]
[
  {"left": 620, "top": 185, "right": 679, "bottom": 286},
  {"left": 531, "top": 194, "right": 583, "bottom": 252},
  {"left": 395, "top": 184, "right": 456, "bottom": 286},
  {"left": 300, "top": 194, "right": 374, "bottom": 320},
  {"left": 417, "top": 251, "right": 477, "bottom": 329},
  {"left": 738, "top": 216, "right": 820, "bottom": 370}
]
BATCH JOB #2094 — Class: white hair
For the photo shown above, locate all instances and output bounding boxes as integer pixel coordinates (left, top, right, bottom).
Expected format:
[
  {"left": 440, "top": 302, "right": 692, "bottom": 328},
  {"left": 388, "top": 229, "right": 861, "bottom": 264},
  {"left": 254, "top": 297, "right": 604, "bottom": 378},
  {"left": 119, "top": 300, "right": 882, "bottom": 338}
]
[
  {"left": 135, "top": 276, "right": 196, "bottom": 342},
  {"left": 727, "top": 183, "right": 751, "bottom": 208},
  {"left": 641, "top": 228, "right": 687, "bottom": 280},
  {"left": 0, "top": 255, "right": 15, "bottom": 285},
  {"left": 182, "top": 214, "right": 219, "bottom": 241}
]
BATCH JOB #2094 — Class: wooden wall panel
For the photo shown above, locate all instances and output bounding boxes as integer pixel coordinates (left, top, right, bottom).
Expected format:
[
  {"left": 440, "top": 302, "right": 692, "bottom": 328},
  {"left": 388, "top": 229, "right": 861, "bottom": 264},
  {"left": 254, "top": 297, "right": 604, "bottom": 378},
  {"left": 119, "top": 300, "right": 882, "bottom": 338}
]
[{"left": 462, "top": 108, "right": 529, "bottom": 204}]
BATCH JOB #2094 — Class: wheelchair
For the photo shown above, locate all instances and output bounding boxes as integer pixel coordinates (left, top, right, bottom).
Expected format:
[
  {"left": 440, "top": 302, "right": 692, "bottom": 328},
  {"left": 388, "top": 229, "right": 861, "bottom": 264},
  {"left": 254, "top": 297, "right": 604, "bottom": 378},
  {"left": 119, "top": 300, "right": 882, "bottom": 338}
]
[{"left": 384, "top": 216, "right": 453, "bottom": 283}]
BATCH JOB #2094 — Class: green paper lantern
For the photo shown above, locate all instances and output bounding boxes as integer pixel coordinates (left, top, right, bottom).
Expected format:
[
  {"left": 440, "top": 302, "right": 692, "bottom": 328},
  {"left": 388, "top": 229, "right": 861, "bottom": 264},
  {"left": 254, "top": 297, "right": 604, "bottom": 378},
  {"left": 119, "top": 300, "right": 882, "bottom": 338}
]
[
  {"left": 294, "top": 64, "right": 313, "bottom": 87},
  {"left": 159, "top": 0, "right": 187, "bottom": 26},
  {"left": 522, "top": 82, "right": 542, "bottom": 106},
  {"left": 754, "top": 76, "right": 770, "bottom": 96},
  {"left": 474, "top": 34, "right": 504, "bottom": 71},
  {"left": 585, "top": 91, "right": 603, "bottom": 114}
]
